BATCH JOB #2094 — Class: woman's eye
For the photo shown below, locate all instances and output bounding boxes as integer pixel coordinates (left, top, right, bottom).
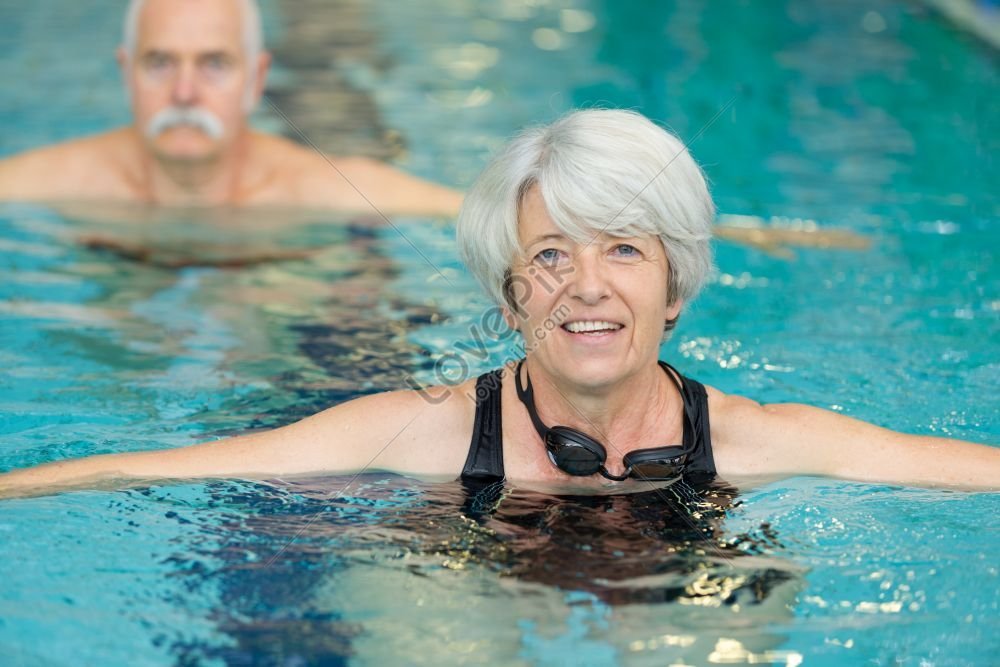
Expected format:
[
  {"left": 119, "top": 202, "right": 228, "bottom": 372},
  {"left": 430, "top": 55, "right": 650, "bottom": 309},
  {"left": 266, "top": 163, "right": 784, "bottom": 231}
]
[
  {"left": 613, "top": 244, "right": 640, "bottom": 257},
  {"left": 534, "top": 248, "right": 565, "bottom": 265}
]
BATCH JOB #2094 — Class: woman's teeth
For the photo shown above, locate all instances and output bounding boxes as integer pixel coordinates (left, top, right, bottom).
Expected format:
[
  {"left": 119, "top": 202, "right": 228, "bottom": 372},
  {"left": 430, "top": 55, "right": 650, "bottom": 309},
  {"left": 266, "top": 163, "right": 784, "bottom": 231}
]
[{"left": 563, "top": 320, "right": 623, "bottom": 333}]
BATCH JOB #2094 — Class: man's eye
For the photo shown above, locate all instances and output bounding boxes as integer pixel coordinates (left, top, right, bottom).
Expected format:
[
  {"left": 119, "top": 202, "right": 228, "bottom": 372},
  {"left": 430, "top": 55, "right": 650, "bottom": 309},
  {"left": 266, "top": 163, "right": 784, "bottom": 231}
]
[
  {"left": 143, "top": 54, "right": 173, "bottom": 70},
  {"left": 201, "top": 55, "right": 231, "bottom": 71}
]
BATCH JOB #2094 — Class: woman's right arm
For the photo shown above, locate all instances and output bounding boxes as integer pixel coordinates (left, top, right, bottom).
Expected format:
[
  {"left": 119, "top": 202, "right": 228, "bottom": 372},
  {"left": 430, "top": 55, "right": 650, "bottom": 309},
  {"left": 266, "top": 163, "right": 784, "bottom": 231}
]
[{"left": 0, "top": 386, "right": 472, "bottom": 499}]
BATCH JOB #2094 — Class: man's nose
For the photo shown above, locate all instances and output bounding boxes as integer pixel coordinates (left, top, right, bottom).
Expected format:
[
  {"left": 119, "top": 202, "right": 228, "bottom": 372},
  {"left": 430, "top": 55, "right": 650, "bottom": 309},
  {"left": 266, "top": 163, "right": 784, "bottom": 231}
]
[
  {"left": 171, "top": 64, "right": 199, "bottom": 105},
  {"left": 567, "top": 250, "right": 611, "bottom": 305}
]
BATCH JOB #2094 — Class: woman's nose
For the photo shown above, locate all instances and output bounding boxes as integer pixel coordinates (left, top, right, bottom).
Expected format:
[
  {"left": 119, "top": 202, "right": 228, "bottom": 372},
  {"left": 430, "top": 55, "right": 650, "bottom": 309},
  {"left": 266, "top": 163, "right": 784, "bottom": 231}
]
[{"left": 567, "top": 251, "right": 611, "bottom": 304}]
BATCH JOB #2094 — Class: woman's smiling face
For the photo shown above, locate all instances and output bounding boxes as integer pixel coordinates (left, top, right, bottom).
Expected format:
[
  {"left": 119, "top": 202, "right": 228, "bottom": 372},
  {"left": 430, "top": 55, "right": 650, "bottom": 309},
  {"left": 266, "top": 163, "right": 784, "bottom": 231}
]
[{"left": 508, "top": 185, "right": 681, "bottom": 390}]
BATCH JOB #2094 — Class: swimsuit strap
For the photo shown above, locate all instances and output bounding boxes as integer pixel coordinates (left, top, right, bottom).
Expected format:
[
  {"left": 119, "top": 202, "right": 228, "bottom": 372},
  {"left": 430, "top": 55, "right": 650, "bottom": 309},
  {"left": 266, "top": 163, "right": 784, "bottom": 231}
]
[
  {"left": 460, "top": 362, "right": 716, "bottom": 484},
  {"left": 461, "top": 368, "right": 506, "bottom": 483},
  {"left": 659, "top": 362, "right": 716, "bottom": 476}
]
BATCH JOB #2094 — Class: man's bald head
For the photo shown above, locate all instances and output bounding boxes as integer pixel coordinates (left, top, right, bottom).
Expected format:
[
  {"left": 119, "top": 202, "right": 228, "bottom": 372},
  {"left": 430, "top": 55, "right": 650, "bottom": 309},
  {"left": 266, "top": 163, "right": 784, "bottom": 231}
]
[{"left": 123, "top": 0, "right": 263, "bottom": 63}]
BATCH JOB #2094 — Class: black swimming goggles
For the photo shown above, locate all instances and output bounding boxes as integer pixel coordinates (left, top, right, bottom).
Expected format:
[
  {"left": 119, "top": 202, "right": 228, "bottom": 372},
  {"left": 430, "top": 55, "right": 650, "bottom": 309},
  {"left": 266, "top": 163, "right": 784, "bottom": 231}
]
[{"left": 514, "top": 360, "right": 693, "bottom": 482}]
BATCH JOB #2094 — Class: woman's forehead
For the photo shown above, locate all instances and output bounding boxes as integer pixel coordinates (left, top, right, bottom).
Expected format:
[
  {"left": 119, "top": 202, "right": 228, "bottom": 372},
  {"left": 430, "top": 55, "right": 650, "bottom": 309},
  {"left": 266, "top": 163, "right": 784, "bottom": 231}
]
[
  {"left": 517, "top": 183, "right": 659, "bottom": 245},
  {"left": 517, "top": 208, "right": 658, "bottom": 249}
]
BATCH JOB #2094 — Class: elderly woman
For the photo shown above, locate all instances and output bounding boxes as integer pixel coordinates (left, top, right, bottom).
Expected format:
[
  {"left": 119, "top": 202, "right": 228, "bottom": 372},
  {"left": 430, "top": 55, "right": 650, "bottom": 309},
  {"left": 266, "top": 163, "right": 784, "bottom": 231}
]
[{"left": 1, "top": 109, "right": 996, "bottom": 498}]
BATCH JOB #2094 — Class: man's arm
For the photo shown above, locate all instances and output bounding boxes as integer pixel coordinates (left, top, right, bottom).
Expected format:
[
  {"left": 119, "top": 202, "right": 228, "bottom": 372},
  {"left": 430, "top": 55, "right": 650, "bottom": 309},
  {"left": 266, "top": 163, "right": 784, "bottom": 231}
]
[
  {"left": 300, "top": 155, "right": 463, "bottom": 217},
  {"left": 0, "top": 387, "right": 471, "bottom": 499},
  {"left": 0, "top": 149, "right": 53, "bottom": 200},
  {"left": 714, "top": 223, "right": 871, "bottom": 257},
  {"left": 710, "top": 390, "right": 999, "bottom": 490}
]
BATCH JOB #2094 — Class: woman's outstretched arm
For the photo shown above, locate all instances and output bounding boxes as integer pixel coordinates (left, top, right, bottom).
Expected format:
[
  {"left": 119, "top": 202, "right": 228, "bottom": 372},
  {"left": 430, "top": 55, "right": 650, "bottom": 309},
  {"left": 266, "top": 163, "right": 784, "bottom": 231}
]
[
  {"left": 710, "top": 389, "right": 999, "bottom": 490},
  {"left": 0, "top": 387, "right": 472, "bottom": 499}
]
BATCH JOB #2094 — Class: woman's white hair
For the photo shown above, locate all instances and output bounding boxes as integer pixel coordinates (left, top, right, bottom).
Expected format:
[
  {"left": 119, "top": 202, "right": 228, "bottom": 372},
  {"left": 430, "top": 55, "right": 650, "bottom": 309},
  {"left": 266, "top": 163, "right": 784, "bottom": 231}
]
[
  {"left": 457, "top": 109, "right": 715, "bottom": 313},
  {"left": 123, "top": 0, "right": 263, "bottom": 62}
]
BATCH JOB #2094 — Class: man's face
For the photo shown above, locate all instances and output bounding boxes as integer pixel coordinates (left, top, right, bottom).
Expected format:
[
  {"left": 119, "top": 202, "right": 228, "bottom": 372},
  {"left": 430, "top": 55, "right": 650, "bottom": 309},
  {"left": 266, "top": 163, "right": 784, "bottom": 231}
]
[{"left": 122, "top": 0, "right": 266, "bottom": 162}]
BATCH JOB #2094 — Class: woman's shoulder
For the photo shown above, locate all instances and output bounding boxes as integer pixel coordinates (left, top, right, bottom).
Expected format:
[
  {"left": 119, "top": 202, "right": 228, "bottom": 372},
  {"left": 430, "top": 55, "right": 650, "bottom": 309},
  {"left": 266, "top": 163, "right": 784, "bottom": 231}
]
[
  {"left": 703, "top": 384, "right": 848, "bottom": 480},
  {"left": 364, "top": 377, "right": 481, "bottom": 418},
  {"left": 704, "top": 384, "right": 752, "bottom": 441},
  {"left": 703, "top": 384, "right": 777, "bottom": 477},
  {"left": 704, "top": 384, "right": 763, "bottom": 416},
  {"left": 320, "top": 379, "right": 480, "bottom": 478}
]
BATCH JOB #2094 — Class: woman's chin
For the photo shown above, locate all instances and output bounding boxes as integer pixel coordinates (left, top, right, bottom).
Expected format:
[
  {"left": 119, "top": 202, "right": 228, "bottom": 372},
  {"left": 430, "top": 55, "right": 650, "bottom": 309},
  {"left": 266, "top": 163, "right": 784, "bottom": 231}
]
[{"left": 534, "top": 354, "right": 632, "bottom": 391}]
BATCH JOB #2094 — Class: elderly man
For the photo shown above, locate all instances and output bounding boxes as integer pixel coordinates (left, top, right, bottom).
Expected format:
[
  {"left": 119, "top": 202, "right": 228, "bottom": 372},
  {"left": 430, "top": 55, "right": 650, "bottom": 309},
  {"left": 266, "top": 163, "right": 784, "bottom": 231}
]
[{"left": 0, "top": 0, "right": 462, "bottom": 216}]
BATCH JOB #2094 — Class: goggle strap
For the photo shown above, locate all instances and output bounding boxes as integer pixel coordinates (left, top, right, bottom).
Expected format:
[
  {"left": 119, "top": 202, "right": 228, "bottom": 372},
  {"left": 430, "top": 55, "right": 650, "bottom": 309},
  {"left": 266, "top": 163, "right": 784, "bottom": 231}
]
[
  {"left": 658, "top": 361, "right": 696, "bottom": 456},
  {"left": 598, "top": 466, "right": 629, "bottom": 482},
  {"left": 514, "top": 360, "right": 554, "bottom": 445},
  {"left": 515, "top": 359, "right": 697, "bottom": 479}
]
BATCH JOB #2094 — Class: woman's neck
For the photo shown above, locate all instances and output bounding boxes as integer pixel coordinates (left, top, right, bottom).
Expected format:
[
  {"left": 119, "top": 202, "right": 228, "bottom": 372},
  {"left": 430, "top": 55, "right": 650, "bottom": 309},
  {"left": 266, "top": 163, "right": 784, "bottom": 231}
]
[{"left": 521, "top": 358, "right": 681, "bottom": 450}]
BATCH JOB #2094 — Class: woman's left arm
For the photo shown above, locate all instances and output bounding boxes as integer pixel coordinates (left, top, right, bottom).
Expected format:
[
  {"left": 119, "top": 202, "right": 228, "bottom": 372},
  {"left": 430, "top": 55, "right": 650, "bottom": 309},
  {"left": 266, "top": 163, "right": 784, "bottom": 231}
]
[{"left": 709, "top": 390, "right": 999, "bottom": 490}]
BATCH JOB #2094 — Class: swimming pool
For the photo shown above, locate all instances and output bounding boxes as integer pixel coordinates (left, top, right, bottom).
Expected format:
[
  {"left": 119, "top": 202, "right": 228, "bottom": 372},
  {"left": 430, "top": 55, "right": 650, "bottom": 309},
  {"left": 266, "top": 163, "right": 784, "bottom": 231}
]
[{"left": 1, "top": 0, "right": 997, "bottom": 665}]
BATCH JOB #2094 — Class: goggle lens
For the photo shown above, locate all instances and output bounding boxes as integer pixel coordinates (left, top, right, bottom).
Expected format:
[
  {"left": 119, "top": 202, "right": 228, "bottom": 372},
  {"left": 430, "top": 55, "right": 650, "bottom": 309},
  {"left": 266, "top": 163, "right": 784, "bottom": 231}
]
[
  {"left": 622, "top": 447, "right": 687, "bottom": 481},
  {"left": 628, "top": 461, "right": 683, "bottom": 480},
  {"left": 542, "top": 421, "right": 689, "bottom": 481},
  {"left": 546, "top": 430, "right": 606, "bottom": 476}
]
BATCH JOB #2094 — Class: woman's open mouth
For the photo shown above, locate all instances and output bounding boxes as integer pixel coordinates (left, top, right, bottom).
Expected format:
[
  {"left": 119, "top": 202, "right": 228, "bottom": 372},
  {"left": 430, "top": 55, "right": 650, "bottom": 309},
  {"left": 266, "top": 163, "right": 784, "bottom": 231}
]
[{"left": 561, "top": 320, "right": 624, "bottom": 336}]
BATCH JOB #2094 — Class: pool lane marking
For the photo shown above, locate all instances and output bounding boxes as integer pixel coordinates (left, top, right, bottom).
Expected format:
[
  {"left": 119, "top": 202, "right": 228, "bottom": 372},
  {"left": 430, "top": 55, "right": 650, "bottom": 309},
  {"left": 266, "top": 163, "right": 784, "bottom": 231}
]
[
  {"left": 261, "top": 96, "right": 455, "bottom": 288},
  {"left": 261, "top": 409, "right": 423, "bottom": 569},
  {"left": 581, "top": 92, "right": 740, "bottom": 252}
]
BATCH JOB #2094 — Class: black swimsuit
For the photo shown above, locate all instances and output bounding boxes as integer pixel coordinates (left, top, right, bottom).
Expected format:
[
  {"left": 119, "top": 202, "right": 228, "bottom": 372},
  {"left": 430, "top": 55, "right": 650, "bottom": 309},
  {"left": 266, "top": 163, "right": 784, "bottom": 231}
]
[{"left": 460, "top": 362, "right": 717, "bottom": 486}]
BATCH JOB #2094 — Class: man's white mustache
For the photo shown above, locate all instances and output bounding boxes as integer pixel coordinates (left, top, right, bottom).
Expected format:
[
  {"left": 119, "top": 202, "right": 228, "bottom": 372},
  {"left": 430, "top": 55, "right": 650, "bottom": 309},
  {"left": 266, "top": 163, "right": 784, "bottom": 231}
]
[{"left": 145, "top": 107, "right": 224, "bottom": 140}]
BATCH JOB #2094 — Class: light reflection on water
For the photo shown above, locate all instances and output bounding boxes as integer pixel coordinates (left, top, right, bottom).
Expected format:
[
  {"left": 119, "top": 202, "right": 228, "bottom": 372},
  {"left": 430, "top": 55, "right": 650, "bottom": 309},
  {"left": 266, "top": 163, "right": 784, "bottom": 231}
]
[
  {"left": 101, "top": 476, "right": 806, "bottom": 666},
  {"left": 3, "top": 468, "right": 994, "bottom": 665}
]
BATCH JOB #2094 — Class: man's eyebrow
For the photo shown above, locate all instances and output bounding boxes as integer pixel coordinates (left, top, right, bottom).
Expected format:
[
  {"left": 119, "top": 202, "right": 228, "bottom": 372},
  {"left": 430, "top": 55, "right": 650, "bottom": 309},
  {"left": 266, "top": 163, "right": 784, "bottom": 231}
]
[
  {"left": 138, "top": 48, "right": 235, "bottom": 58},
  {"left": 138, "top": 48, "right": 178, "bottom": 63},
  {"left": 198, "top": 50, "right": 236, "bottom": 59}
]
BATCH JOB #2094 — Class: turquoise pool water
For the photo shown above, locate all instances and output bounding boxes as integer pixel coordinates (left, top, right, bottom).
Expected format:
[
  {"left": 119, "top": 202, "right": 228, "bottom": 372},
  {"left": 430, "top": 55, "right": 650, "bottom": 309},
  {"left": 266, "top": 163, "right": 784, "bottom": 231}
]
[{"left": 1, "top": 0, "right": 998, "bottom": 665}]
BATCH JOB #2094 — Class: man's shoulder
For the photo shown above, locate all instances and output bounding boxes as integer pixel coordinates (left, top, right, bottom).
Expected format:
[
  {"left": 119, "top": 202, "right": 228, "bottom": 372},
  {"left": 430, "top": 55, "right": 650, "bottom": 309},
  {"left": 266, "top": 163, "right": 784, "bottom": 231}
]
[
  {"left": 249, "top": 130, "right": 316, "bottom": 167},
  {"left": 244, "top": 130, "right": 461, "bottom": 215},
  {"left": 247, "top": 131, "right": 381, "bottom": 207},
  {"left": 250, "top": 131, "right": 376, "bottom": 177},
  {"left": 1, "top": 129, "right": 130, "bottom": 168},
  {"left": 0, "top": 129, "right": 136, "bottom": 200}
]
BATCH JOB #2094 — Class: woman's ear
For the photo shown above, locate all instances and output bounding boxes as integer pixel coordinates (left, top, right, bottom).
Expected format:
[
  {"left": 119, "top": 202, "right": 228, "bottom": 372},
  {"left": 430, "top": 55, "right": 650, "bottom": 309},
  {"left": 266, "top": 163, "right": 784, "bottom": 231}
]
[
  {"left": 666, "top": 298, "right": 684, "bottom": 322},
  {"left": 663, "top": 299, "right": 684, "bottom": 334},
  {"left": 501, "top": 269, "right": 528, "bottom": 320},
  {"left": 502, "top": 305, "right": 519, "bottom": 331}
]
